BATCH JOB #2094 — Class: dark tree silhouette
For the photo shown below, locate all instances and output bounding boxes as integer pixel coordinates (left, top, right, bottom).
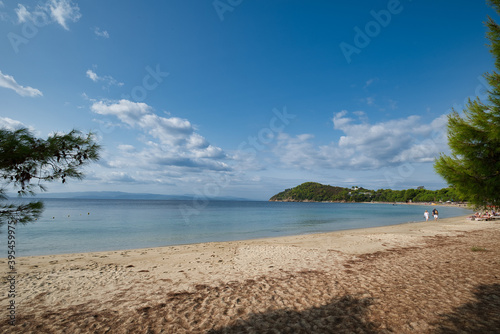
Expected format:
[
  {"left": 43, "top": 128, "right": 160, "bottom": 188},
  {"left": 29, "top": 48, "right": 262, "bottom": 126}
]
[{"left": 0, "top": 127, "right": 100, "bottom": 227}]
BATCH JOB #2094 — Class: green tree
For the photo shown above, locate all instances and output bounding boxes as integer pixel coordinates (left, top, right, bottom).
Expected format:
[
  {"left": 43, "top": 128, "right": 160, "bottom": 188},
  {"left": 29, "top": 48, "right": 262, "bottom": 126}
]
[
  {"left": 0, "top": 128, "right": 101, "bottom": 227},
  {"left": 434, "top": 0, "right": 500, "bottom": 210},
  {"left": 403, "top": 189, "right": 417, "bottom": 202}
]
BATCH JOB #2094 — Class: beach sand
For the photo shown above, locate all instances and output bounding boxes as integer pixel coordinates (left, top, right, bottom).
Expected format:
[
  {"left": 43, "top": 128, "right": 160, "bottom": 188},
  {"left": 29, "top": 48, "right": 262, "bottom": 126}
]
[{"left": 1, "top": 216, "right": 500, "bottom": 333}]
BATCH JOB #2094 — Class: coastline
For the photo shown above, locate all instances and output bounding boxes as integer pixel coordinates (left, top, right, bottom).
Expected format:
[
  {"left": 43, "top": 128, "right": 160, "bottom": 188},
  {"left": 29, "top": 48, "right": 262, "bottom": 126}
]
[
  {"left": 8, "top": 200, "right": 473, "bottom": 258},
  {"left": 1, "top": 215, "right": 499, "bottom": 332},
  {"left": 271, "top": 199, "right": 470, "bottom": 207}
]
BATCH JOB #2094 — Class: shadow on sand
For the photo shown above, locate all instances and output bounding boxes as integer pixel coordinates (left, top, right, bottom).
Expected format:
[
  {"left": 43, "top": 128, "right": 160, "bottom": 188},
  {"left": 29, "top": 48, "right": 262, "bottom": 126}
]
[
  {"left": 432, "top": 283, "right": 500, "bottom": 333},
  {"left": 208, "top": 283, "right": 500, "bottom": 333},
  {"left": 208, "top": 294, "right": 379, "bottom": 334}
]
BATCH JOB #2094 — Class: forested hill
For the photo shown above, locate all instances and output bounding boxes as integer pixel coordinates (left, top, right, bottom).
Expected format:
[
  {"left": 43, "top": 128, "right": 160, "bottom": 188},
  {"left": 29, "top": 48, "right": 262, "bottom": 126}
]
[
  {"left": 269, "top": 182, "right": 348, "bottom": 202},
  {"left": 269, "top": 182, "right": 466, "bottom": 203}
]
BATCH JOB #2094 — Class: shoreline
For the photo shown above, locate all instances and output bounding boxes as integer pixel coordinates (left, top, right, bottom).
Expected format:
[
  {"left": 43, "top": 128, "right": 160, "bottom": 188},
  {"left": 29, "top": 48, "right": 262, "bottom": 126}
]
[
  {"left": 12, "top": 214, "right": 478, "bottom": 262},
  {"left": 10, "top": 201, "right": 473, "bottom": 258},
  {"left": 1, "top": 215, "right": 499, "bottom": 332},
  {"left": 0, "top": 215, "right": 491, "bottom": 292},
  {"left": 271, "top": 199, "right": 470, "bottom": 207},
  {"left": 12, "top": 213, "right": 472, "bottom": 259}
]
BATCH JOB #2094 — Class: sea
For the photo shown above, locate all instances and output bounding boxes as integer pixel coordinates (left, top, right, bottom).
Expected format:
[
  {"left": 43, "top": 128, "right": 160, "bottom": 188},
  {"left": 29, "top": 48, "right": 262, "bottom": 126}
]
[{"left": 2, "top": 199, "right": 472, "bottom": 257}]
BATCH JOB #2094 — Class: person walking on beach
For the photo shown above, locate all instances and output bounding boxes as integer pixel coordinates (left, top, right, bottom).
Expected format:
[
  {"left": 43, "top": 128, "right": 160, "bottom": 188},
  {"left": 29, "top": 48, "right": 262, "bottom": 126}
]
[
  {"left": 432, "top": 208, "right": 438, "bottom": 221},
  {"left": 424, "top": 210, "right": 429, "bottom": 221}
]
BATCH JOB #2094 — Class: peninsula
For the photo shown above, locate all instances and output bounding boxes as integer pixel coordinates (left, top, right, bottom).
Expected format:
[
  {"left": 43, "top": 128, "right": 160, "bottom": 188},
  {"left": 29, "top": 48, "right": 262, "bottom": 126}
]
[{"left": 269, "top": 182, "right": 465, "bottom": 203}]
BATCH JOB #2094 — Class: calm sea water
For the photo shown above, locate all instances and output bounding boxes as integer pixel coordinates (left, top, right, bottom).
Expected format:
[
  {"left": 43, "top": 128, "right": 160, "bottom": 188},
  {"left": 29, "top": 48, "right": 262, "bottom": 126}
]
[{"left": 2, "top": 199, "right": 472, "bottom": 257}]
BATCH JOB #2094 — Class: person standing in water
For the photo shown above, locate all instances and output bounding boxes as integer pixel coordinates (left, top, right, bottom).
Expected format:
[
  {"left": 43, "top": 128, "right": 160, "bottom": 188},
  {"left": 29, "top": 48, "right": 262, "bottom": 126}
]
[{"left": 424, "top": 210, "right": 429, "bottom": 221}]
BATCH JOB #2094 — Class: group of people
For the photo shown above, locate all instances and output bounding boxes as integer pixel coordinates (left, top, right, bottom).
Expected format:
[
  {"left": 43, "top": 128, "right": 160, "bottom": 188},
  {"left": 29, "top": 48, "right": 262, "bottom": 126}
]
[
  {"left": 468, "top": 210, "right": 499, "bottom": 221},
  {"left": 424, "top": 207, "right": 499, "bottom": 222},
  {"left": 424, "top": 208, "right": 438, "bottom": 221}
]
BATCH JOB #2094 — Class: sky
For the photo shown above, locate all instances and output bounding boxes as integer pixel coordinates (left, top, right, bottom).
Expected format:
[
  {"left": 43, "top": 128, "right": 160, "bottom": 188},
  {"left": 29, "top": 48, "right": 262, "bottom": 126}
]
[{"left": 0, "top": 0, "right": 496, "bottom": 200}]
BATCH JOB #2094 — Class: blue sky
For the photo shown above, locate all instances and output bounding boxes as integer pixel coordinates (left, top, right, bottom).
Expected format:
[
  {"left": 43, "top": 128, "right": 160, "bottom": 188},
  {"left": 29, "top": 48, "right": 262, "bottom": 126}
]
[{"left": 0, "top": 0, "right": 496, "bottom": 200}]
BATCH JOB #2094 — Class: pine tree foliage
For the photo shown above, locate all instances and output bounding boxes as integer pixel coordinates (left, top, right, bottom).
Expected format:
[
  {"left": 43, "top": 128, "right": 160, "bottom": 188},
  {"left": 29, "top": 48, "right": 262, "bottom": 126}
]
[
  {"left": 434, "top": 0, "right": 500, "bottom": 210},
  {"left": 0, "top": 128, "right": 100, "bottom": 227}
]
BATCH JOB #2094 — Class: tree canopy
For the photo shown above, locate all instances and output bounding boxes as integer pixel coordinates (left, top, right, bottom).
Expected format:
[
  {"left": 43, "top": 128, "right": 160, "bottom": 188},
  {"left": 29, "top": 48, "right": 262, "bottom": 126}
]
[
  {"left": 434, "top": 0, "right": 500, "bottom": 210},
  {"left": 0, "top": 128, "right": 100, "bottom": 227}
]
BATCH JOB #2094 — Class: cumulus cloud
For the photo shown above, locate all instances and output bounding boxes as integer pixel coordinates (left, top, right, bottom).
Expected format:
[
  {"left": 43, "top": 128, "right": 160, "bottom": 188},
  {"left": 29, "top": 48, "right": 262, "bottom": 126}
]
[
  {"left": 272, "top": 133, "right": 327, "bottom": 170},
  {"left": 91, "top": 99, "right": 229, "bottom": 172},
  {"left": 15, "top": 0, "right": 81, "bottom": 30},
  {"left": 86, "top": 69, "right": 98, "bottom": 81},
  {"left": 0, "top": 117, "right": 30, "bottom": 131},
  {"left": 0, "top": 70, "right": 43, "bottom": 97},
  {"left": 273, "top": 111, "right": 448, "bottom": 170},
  {"left": 92, "top": 99, "right": 152, "bottom": 126}
]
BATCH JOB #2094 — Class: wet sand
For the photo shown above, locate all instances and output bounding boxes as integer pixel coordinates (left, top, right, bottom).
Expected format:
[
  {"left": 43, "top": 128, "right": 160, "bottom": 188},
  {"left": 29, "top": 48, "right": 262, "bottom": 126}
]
[{"left": 1, "top": 216, "right": 499, "bottom": 333}]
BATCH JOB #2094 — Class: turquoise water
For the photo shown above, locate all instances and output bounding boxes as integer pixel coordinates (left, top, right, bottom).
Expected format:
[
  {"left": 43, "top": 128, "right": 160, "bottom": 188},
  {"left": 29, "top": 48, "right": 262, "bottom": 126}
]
[{"left": 2, "top": 199, "right": 472, "bottom": 256}]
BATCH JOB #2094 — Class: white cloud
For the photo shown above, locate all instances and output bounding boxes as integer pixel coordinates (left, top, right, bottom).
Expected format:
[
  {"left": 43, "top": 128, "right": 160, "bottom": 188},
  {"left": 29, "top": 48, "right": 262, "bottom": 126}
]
[
  {"left": 86, "top": 69, "right": 98, "bottom": 82},
  {"left": 0, "top": 117, "right": 28, "bottom": 131},
  {"left": 46, "top": 0, "right": 81, "bottom": 30},
  {"left": 92, "top": 99, "right": 151, "bottom": 126},
  {"left": 273, "top": 133, "right": 329, "bottom": 170},
  {"left": 333, "top": 111, "right": 447, "bottom": 167},
  {"left": 94, "top": 27, "right": 109, "bottom": 38},
  {"left": 86, "top": 68, "right": 124, "bottom": 88},
  {"left": 15, "top": 0, "right": 81, "bottom": 30},
  {"left": 108, "top": 172, "right": 136, "bottom": 183},
  {"left": 91, "top": 99, "right": 229, "bottom": 172},
  {"left": 0, "top": 70, "right": 43, "bottom": 97},
  {"left": 15, "top": 4, "right": 31, "bottom": 22},
  {"left": 273, "top": 111, "right": 448, "bottom": 170},
  {"left": 332, "top": 110, "right": 350, "bottom": 128}
]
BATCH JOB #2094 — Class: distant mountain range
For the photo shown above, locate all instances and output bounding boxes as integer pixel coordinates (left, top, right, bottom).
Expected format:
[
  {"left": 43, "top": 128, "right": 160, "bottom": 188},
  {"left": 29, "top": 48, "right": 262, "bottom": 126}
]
[{"left": 7, "top": 191, "right": 252, "bottom": 201}]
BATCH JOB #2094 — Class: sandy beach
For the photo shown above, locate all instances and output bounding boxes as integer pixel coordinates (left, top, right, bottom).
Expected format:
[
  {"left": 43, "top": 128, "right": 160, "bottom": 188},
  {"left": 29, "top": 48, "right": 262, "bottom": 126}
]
[{"left": 1, "top": 215, "right": 500, "bottom": 333}]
